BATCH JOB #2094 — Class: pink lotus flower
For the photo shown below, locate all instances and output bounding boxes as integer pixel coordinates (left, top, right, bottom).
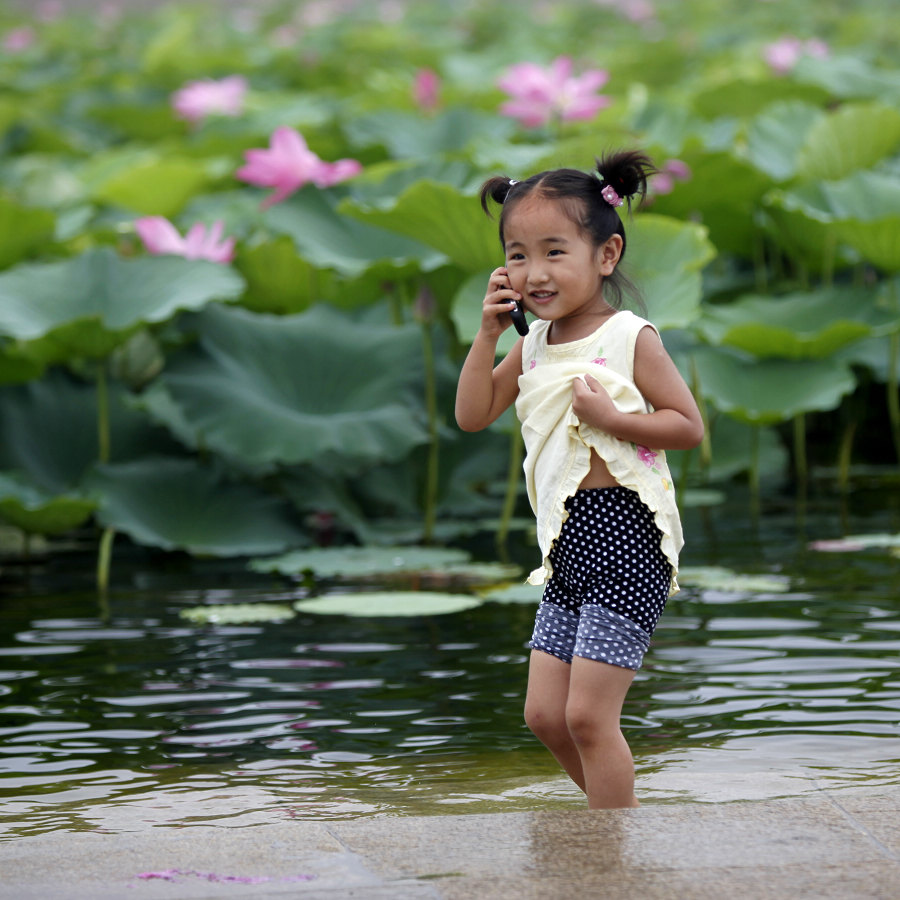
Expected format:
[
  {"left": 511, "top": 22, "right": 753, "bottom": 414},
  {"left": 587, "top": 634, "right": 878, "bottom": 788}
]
[
  {"left": 413, "top": 68, "right": 441, "bottom": 112},
  {"left": 135, "top": 217, "right": 236, "bottom": 263},
  {"left": 236, "top": 126, "right": 362, "bottom": 208},
  {"left": 764, "top": 37, "right": 828, "bottom": 75},
  {"left": 36, "top": 1, "right": 64, "bottom": 22},
  {"left": 650, "top": 159, "right": 692, "bottom": 196},
  {"left": 498, "top": 56, "right": 610, "bottom": 128},
  {"left": 3, "top": 26, "right": 36, "bottom": 52},
  {"left": 172, "top": 75, "right": 247, "bottom": 125},
  {"left": 593, "top": 0, "right": 657, "bottom": 23}
]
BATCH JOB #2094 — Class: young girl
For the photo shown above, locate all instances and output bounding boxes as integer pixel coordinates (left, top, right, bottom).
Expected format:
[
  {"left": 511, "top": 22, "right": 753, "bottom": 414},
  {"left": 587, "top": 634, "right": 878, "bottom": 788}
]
[{"left": 455, "top": 150, "right": 704, "bottom": 809}]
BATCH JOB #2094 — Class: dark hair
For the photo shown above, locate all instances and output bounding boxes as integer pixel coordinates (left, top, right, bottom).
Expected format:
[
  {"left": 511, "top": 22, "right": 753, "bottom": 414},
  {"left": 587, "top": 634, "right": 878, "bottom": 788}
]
[{"left": 479, "top": 149, "right": 656, "bottom": 309}]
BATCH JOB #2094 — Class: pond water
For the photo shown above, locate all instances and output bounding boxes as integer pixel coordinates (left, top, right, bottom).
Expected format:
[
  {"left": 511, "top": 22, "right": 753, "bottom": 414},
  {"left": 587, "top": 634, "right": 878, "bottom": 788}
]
[{"left": 2, "top": 484, "right": 899, "bottom": 839}]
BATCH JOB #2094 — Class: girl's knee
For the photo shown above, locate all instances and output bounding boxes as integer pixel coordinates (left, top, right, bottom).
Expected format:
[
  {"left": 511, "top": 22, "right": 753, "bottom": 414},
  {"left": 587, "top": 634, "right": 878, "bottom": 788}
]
[
  {"left": 565, "top": 701, "right": 617, "bottom": 748},
  {"left": 524, "top": 700, "right": 567, "bottom": 746}
]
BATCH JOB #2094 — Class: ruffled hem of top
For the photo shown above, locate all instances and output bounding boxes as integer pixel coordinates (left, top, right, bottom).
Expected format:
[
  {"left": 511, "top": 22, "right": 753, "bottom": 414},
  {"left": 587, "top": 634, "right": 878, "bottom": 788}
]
[{"left": 526, "top": 426, "right": 681, "bottom": 598}]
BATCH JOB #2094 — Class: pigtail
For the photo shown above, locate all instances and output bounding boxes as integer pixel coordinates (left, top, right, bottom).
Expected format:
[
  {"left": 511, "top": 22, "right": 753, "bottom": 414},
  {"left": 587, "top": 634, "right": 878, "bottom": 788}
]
[
  {"left": 594, "top": 149, "right": 657, "bottom": 211},
  {"left": 480, "top": 176, "right": 517, "bottom": 217}
]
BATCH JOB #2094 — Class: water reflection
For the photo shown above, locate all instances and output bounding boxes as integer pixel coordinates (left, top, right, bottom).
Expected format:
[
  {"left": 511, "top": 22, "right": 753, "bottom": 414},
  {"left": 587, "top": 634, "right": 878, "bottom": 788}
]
[{"left": 1, "top": 490, "right": 899, "bottom": 837}]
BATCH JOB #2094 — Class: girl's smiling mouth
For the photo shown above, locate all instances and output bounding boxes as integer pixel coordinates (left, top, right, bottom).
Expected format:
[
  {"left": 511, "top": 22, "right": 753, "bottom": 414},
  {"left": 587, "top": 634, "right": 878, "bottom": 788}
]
[{"left": 530, "top": 290, "right": 557, "bottom": 304}]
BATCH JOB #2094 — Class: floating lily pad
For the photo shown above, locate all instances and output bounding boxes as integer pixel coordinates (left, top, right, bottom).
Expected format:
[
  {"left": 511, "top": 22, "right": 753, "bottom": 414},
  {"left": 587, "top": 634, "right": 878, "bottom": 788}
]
[
  {"left": 678, "top": 566, "right": 791, "bottom": 593},
  {"left": 251, "top": 545, "right": 472, "bottom": 578},
  {"left": 293, "top": 591, "right": 481, "bottom": 617},
  {"left": 809, "top": 533, "right": 900, "bottom": 553},
  {"left": 180, "top": 603, "right": 296, "bottom": 625},
  {"left": 439, "top": 562, "right": 524, "bottom": 584},
  {"left": 481, "top": 582, "right": 544, "bottom": 605}
]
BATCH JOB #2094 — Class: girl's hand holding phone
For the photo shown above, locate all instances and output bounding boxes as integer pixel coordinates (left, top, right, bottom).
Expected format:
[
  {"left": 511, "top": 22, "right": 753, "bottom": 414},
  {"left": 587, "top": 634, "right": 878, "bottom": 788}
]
[{"left": 482, "top": 267, "right": 527, "bottom": 340}]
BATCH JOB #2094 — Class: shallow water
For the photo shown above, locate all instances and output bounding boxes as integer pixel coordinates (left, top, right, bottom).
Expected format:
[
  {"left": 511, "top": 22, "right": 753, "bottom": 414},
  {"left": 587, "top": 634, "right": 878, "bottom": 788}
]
[{"left": 1, "top": 486, "right": 899, "bottom": 838}]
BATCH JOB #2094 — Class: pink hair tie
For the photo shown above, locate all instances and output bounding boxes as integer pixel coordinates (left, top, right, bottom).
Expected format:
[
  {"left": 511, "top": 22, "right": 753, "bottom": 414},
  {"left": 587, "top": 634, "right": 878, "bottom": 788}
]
[{"left": 600, "top": 183, "right": 623, "bottom": 207}]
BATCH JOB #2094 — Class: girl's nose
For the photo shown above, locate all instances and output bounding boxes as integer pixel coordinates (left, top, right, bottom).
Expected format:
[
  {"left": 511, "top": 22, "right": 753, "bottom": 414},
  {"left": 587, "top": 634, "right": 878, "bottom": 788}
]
[{"left": 527, "top": 265, "right": 549, "bottom": 284}]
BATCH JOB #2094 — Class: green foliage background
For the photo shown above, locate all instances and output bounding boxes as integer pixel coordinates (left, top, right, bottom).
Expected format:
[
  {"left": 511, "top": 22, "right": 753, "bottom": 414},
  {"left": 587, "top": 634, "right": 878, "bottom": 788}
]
[{"left": 1, "top": 0, "right": 899, "bottom": 565}]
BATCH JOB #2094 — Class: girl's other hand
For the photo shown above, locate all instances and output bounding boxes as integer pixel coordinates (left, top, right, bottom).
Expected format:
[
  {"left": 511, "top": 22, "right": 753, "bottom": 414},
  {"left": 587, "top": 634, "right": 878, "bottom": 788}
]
[
  {"left": 572, "top": 374, "right": 617, "bottom": 431},
  {"left": 480, "top": 266, "right": 522, "bottom": 341}
]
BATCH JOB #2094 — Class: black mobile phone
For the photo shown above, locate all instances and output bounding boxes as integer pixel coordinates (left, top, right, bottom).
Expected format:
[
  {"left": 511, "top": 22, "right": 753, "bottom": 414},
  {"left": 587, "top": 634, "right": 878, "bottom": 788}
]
[{"left": 509, "top": 300, "right": 529, "bottom": 336}]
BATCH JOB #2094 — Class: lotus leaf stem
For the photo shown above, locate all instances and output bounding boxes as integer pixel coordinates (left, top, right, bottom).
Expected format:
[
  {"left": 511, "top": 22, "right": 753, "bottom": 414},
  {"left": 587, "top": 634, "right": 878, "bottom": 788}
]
[
  {"left": 96, "top": 362, "right": 110, "bottom": 464},
  {"left": 97, "top": 526, "right": 115, "bottom": 598},
  {"left": 496, "top": 427, "right": 523, "bottom": 562},
  {"left": 889, "top": 332, "right": 900, "bottom": 464},
  {"left": 793, "top": 414, "right": 808, "bottom": 484},
  {"left": 421, "top": 318, "right": 439, "bottom": 544},
  {"left": 837, "top": 420, "right": 857, "bottom": 492}
]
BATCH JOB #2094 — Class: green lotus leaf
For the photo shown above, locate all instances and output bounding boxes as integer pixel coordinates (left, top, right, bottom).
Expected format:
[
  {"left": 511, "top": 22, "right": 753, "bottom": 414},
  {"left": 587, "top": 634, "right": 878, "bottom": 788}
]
[
  {"left": 264, "top": 186, "right": 445, "bottom": 277},
  {"left": 0, "top": 370, "right": 179, "bottom": 493},
  {"left": 91, "top": 155, "right": 213, "bottom": 217},
  {"left": 809, "top": 533, "right": 900, "bottom": 553},
  {"left": 692, "top": 347, "right": 856, "bottom": 426},
  {"left": 646, "top": 152, "right": 770, "bottom": 256},
  {"left": 0, "top": 197, "right": 56, "bottom": 271},
  {"left": 794, "top": 53, "right": 900, "bottom": 102},
  {"left": 87, "top": 457, "right": 307, "bottom": 556},
  {"left": 763, "top": 193, "right": 850, "bottom": 274},
  {"left": 179, "top": 603, "right": 296, "bottom": 624},
  {"left": 481, "top": 582, "right": 544, "bottom": 605},
  {"left": 832, "top": 220, "right": 900, "bottom": 274},
  {"left": 451, "top": 268, "right": 518, "bottom": 354},
  {"left": 834, "top": 334, "right": 893, "bottom": 381},
  {"left": 765, "top": 172, "right": 900, "bottom": 272},
  {"left": 691, "top": 77, "right": 828, "bottom": 119},
  {"left": 696, "top": 287, "right": 900, "bottom": 359},
  {"left": 668, "top": 415, "right": 787, "bottom": 484},
  {"left": 438, "top": 561, "right": 524, "bottom": 583},
  {"left": 343, "top": 108, "right": 515, "bottom": 159},
  {"left": 0, "top": 471, "right": 96, "bottom": 535},
  {"left": 234, "top": 236, "right": 321, "bottom": 315},
  {"left": 338, "top": 180, "right": 499, "bottom": 273},
  {"left": 796, "top": 103, "right": 900, "bottom": 182},
  {"left": 87, "top": 98, "right": 182, "bottom": 142},
  {"left": 744, "top": 101, "right": 824, "bottom": 182},
  {"left": 0, "top": 341, "right": 45, "bottom": 386},
  {"left": 0, "top": 248, "right": 245, "bottom": 361},
  {"left": 625, "top": 214, "right": 715, "bottom": 329},
  {"left": 251, "top": 544, "right": 471, "bottom": 578},
  {"left": 140, "top": 303, "right": 428, "bottom": 469},
  {"left": 293, "top": 591, "right": 482, "bottom": 617},
  {"left": 345, "top": 159, "right": 474, "bottom": 208},
  {"left": 678, "top": 566, "right": 791, "bottom": 594}
]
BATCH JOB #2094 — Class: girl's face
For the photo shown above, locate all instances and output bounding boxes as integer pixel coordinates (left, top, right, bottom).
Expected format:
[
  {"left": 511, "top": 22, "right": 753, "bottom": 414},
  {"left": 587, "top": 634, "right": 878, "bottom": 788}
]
[{"left": 503, "top": 195, "right": 621, "bottom": 325}]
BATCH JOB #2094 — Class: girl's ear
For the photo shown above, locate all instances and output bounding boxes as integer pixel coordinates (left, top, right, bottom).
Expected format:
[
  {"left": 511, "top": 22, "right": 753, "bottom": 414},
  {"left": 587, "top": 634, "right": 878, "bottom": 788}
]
[{"left": 597, "top": 234, "right": 623, "bottom": 275}]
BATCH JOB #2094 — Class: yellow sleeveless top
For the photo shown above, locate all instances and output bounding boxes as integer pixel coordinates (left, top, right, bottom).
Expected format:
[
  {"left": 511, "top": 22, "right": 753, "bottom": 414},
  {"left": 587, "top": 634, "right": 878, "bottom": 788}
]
[{"left": 515, "top": 310, "right": 682, "bottom": 595}]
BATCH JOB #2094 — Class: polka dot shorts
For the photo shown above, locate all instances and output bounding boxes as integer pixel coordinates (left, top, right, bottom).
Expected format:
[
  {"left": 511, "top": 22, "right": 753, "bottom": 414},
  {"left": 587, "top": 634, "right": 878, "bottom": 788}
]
[{"left": 529, "top": 487, "right": 672, "bottom": 670}]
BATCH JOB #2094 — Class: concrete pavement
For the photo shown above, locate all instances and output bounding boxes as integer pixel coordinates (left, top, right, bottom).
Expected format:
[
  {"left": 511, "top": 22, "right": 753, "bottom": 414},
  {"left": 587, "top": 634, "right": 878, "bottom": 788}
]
[{"left": 2, "top": 784, "right": 899, "bottom": 899}]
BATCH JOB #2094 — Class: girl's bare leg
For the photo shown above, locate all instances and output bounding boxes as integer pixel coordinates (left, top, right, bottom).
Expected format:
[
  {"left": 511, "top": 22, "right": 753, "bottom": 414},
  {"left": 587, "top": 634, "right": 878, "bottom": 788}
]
[
  {"left": 565, "top": 656, "right": 639, "bottom": 808},
  {"left": 524, "top": 649, "right": 585, "bottom": 792}
]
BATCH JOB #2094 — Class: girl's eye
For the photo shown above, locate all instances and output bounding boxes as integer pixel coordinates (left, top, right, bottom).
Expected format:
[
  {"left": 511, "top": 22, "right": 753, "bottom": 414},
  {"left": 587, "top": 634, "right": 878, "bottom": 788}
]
[
  {"left": 508, "top": 253, "right": 524, "bottom": 261},
  {"left": 548, "top": 249, "right": 564, "bottom": 257}
]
